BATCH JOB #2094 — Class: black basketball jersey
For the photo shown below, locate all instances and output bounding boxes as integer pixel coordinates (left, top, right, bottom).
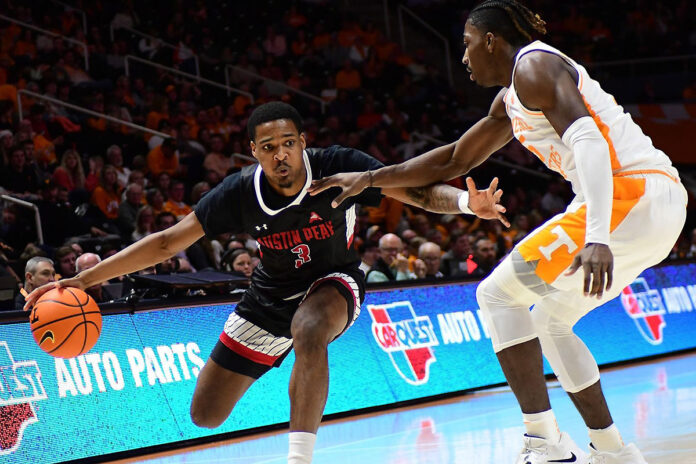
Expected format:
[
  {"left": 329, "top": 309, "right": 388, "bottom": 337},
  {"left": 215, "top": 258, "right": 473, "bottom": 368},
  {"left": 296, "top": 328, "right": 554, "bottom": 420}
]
[{"left": 194, "top": 145, "right": 383, "bottom": 298}]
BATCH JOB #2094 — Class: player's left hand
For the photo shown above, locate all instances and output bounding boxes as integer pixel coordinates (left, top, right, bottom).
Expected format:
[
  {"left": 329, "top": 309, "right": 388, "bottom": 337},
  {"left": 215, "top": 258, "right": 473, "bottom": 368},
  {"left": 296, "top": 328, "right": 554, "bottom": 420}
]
[
  {"left": 466, "top": 177, "right": 510, "bottom": 228},
  {"left": 308, "top": 172, "right": 369, "bottom": 208},
  {"left": 564, "top": 243, "right": 614, "bottom": 299}
]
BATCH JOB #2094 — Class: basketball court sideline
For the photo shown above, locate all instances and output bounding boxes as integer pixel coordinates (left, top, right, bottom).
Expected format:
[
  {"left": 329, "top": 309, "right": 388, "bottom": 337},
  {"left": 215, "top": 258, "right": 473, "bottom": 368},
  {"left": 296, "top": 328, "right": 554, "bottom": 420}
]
[{"left": 108, "top": 351, "right": 696, "bottom": 464}]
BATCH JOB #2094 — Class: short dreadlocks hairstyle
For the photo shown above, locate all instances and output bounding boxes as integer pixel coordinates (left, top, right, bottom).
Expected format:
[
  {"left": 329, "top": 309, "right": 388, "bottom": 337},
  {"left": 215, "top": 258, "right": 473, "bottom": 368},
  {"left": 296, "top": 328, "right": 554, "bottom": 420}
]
[
  {"left": 469, "top": 0, "right": 547, "bottom": 47},
  {"left": 247, "top": 101, "right": 304, "bottom": 142}
]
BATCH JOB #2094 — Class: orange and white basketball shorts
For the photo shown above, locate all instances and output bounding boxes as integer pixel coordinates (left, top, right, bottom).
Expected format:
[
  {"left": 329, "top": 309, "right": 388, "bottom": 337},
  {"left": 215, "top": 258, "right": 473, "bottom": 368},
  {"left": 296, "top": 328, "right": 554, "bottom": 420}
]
[{"left": 512, "top": 172, "right": 687, "bottom": 323}]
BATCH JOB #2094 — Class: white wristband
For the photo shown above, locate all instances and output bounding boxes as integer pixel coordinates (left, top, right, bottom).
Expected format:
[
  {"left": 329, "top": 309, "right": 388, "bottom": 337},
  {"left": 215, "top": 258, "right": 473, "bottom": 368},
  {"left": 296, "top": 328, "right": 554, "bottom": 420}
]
[{"left": 457, "top": 191, "right": 474, "bottom": 215}]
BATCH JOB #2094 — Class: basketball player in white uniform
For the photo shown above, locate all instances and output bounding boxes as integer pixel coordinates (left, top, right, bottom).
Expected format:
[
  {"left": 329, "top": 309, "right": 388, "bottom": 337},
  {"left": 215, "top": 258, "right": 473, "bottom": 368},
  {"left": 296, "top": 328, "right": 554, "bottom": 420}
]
[{"left": 309, "top": 2, "right": 688, "bottom": 463}]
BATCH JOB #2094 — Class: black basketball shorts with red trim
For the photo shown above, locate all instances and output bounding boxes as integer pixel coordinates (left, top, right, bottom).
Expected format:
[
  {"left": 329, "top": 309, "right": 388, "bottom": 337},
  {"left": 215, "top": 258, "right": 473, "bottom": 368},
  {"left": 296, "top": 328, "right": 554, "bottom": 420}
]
[{"left": 210, "top": 266, "right": 365, "bottom": 378}]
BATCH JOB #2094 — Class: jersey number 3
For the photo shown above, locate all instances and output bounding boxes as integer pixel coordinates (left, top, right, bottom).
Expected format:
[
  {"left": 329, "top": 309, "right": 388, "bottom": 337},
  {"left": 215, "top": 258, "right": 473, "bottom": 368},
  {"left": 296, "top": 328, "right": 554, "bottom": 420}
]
[{"left": 291, "top": 244, "right": 311, "bottom": 268}]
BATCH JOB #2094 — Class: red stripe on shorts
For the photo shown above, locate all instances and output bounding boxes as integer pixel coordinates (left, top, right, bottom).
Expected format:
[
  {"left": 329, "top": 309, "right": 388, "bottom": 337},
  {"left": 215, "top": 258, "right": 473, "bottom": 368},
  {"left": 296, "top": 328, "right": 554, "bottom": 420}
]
[
  {"left": 219, "top": 332, "right": 278, "bottom": 366},
  {"left": 308, "top": 276, "right": 358, "bottom": 310}
]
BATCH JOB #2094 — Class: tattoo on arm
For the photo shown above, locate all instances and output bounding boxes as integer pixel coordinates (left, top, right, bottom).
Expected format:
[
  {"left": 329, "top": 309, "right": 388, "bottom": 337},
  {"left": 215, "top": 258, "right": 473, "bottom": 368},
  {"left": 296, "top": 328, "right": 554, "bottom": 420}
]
[{"left": 405, "top": 185, "right": 461, "bottom": 213}]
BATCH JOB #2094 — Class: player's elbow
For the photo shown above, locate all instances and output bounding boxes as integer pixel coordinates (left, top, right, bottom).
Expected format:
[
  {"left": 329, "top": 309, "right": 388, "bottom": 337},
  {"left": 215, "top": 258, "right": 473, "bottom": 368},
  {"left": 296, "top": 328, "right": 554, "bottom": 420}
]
[
  {"left": 450, "top": 157, "right": 473, "bottom": 178},
  {"left": 154, "top": 230, "right": 178, "bottom": 259}
]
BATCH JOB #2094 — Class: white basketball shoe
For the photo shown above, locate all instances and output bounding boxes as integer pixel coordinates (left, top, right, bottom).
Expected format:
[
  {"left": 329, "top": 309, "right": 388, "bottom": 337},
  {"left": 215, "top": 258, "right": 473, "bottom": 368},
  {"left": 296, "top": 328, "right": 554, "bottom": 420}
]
[
  {"left": 515, "top": 432, "right": 588, "bottom": 464},
  {"left": 588, "top": 443, "right": 648, "bottom": 464}
]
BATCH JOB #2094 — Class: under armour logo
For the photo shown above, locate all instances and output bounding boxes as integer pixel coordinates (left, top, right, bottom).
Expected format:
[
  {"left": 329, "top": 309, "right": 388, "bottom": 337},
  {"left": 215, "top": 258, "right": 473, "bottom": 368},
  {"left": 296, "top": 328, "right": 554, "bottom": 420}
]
[
  {"left": 255, "top": 224, "right": 268, "bottom": 231},
  {"left": 309, "top": 211, "right": 323, "bottom": 223}
]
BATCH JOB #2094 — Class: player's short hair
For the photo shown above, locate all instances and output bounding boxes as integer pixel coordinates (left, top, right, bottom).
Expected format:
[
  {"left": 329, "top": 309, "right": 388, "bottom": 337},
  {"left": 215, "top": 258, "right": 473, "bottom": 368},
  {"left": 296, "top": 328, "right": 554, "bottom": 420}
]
[
  {"left": 25, "top": 256, "right": 53, "bottom": 275},
  {"left": 468, "top": 0, "right": 547, "bottom": 47},
  {"left": 247, "top": 102, "right": 303, "bottom": 142}
]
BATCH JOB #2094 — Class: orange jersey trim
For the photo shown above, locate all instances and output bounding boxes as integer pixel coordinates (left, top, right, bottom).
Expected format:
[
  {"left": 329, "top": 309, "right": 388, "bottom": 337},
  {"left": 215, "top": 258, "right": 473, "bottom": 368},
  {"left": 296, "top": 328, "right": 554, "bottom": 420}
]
[
  {"left": 583, "top": 98, "right": 622, "bottom": 172},
  {"left": 518, "top": 177, "right": 645, "bottom": 283},
  {"left": 614, "top": 169, "right": 679, "bottom": 184}
]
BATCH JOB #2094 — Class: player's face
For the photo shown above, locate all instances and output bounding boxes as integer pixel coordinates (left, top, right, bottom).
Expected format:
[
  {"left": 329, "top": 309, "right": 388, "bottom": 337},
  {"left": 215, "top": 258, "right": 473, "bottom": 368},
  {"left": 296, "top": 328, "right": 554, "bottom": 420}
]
[
  {"left": 462, "top": 21, "right": 496, "bottom": 87},
  {"left": 251, "top": 119, "right": 307, "bottom": 195}
]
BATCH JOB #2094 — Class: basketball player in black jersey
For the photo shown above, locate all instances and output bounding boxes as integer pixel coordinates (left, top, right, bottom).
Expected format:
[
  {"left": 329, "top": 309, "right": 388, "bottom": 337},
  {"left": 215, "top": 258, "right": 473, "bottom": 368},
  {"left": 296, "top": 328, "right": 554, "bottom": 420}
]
[{"left": 25, "top": 102, "right": 507, "bottom": 463}]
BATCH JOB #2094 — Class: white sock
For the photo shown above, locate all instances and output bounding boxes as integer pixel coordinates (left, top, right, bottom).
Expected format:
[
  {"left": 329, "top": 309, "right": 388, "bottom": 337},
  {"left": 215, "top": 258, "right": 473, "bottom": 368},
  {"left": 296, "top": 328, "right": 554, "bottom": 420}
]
[
  {"left": 288, "top": 431, "right": 317, "bottom": 464},
  {"left": 522, "top": 410, "right": 561, "bottom": 442},
  {"left": 589, "top": 424, "right": 623, "bottom": 452}
]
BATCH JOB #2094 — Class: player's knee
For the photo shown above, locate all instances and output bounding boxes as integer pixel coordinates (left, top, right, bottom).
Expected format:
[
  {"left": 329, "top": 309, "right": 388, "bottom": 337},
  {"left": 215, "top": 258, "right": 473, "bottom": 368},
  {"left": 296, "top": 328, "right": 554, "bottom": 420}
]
[
  {"left": 530, "top": 307, "right": 572, "bottom": 337},
  {"left": 190, "top": 401, "right": 230, "bottom": 429},
  {"left": 476, "top": 276, "right": 501, "bottom": 313},
  {"left": 291, "top": 314, "right": 332, "bottom": 352}
]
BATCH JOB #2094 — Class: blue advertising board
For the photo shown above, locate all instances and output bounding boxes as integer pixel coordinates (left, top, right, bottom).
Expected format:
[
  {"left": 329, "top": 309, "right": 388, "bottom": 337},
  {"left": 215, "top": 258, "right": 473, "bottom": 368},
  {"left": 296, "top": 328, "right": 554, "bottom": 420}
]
[{"left": 1, "top": 263, "right": 695, "bottom": 462}]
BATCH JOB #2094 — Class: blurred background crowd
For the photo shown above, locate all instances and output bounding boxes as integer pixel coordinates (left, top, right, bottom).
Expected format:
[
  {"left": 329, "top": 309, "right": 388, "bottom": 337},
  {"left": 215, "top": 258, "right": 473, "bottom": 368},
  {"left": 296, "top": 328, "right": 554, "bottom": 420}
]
[{"left": 1, "top": 0, "right": 695, "bottom": 309}]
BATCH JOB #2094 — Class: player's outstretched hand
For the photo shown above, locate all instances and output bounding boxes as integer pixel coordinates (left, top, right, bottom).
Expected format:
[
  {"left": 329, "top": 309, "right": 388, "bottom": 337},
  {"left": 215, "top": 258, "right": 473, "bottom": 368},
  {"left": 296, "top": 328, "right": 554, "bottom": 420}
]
[
  {"left": 23, "top": 277, "right": 86, "bottom": 311},
  {"left": 308, "top": 172, "right": 369, "bottom": 208},
  {"left": 466, "top": 177, "right": 510, "bottom": 228},
  {"left": 564, "top": 243, "right": 614, "bottom": 299}
]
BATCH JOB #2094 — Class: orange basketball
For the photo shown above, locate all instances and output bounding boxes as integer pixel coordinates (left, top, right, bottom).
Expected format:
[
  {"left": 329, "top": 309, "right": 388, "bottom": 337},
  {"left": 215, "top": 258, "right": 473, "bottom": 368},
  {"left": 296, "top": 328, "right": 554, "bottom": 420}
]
[{"left": 29, "top": 287, "right": 102, "bottom": 358}]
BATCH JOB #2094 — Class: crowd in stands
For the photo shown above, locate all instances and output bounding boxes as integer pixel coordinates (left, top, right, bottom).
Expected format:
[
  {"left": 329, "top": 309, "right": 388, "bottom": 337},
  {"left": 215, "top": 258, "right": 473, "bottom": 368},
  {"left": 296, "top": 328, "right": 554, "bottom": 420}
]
[
  {"left": 408, "top": 0, "right": 696, "bottom": 64},
  {"left": 1, "top": 0, "right": 694, "bottom": 309}
]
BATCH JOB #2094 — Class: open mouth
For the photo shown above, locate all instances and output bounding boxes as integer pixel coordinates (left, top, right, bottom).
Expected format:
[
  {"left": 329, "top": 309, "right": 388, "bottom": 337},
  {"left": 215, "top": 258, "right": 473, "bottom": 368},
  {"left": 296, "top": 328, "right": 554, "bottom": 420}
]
[{"left": 467, "top": 68, "right": 475, "bottom": 81}]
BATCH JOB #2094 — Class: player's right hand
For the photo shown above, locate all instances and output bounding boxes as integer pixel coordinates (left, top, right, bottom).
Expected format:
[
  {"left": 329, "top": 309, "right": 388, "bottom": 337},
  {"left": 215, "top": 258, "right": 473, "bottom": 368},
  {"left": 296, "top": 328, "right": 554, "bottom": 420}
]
[
  {"left": 308, "top": 171, "right": 369, "bottom": 208},
  {"left": 23, "top": 278, "right": 86, "bottom": 311}
]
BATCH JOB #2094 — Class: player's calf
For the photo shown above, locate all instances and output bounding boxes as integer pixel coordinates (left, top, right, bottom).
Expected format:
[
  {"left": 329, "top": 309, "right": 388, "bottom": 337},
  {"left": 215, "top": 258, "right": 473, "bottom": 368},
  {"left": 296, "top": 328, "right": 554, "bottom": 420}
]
[{"left": 189, "top": 359, "right": 256, "bottom": 428}]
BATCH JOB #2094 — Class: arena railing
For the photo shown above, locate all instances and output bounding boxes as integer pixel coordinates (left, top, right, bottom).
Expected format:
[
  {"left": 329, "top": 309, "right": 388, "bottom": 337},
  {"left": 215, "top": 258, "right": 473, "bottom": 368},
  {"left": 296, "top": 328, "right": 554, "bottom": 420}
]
[
  {"left": 414, "top": 133, "right": 553, "bottom": 180},
  {"left": 224, "top": 65, "right": 327, "bottom": 114},
  {"left": 17, "top": 90, "right": 172, "bottom": 139},
  {"left": 397, "top": 5, "right": 454, "bottom": 88},
  {"left": 0, "top": 195, "right": 44, "bottom": 245},
  {"left": 586, "top": 54, "right": 696, "bottom": 77},
  {"left": 0, "top": 14, "right": 89, "bottom": 70},
  {"left": 124, "top": 55, "right": 254, "bottom": 103},
  {"left": 110, "top": 25, "right": 201, "bottom": 79}
]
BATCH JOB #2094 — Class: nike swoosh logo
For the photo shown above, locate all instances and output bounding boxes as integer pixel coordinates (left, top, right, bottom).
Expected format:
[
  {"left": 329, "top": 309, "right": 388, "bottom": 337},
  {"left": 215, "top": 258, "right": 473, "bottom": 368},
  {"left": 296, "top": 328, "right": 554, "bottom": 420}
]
[
  {"left": 548, "top": 452, "right": 577, "bottom": 463},
  {"left": 40, "top": 330, "right": 54, "bottom": 345}
]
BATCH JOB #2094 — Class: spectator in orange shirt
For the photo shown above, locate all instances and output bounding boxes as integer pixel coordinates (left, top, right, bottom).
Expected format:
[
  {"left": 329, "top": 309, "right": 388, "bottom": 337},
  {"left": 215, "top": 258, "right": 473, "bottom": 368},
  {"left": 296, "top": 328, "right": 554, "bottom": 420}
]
[
  {"left": 335, "top": 60, "right": 361, "bottom": 90},
  {"left": 232, "top": 83, "right": 253, "bottom": 116},
  {"left": 147, "top": 138, "right": 179, "bottom": 177},
  {"left": 13, "top": 30, "right": 37, "bottom": 61},
  {"left": 286, "top": 5, "right": 308, "bottom": 28},
  {"left": 356, "top": 101, "right": 382, "bottom": 130},
  {"left": 291, "top": 30, "right": 311, "bottom": 57},
  {"left": 85, "top": 154, "right": 104, "bottom": 193},
  {"left": 163, "top": 180, "right": 192, "bottom": 220},
  {"left": 337, "top": 20, "right": 362, "bottom": 48},
  {"left": 52, "top": 149, "right": 85, "bottom": 192},
  {"left": 312, "top": 23, "right": 331, "bottom": 50},
  {"left": 145, "top": 187, "right": 165, "bottom": 216},
  {"left": 203, "top": 134, "right": 231, "bottom": 179},
  {"left": 91, "top": 165, "right": 122, "bottom": 220}
]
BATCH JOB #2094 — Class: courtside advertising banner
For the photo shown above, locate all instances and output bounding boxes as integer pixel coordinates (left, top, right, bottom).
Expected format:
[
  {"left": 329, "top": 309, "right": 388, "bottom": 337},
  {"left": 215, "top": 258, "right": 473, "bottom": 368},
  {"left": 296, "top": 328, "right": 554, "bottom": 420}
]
[{"left": 1, "top": 263, "right": 695, "bottom": 462}]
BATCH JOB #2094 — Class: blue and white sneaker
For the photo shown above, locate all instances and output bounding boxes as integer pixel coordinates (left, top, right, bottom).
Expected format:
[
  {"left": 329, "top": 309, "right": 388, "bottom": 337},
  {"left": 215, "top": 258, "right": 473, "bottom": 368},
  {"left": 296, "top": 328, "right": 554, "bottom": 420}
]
[
  {"left": 589, "top": 443, "right": 648, "bottom": 464},
  {"left": 515, "top": 432, "right": 588, "bottom": 464}
]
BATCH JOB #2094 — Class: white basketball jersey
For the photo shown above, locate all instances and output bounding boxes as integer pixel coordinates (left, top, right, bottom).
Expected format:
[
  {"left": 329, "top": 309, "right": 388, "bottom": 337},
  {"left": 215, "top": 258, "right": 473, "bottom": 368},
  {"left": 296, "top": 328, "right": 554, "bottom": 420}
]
[{"left": 504, "top": 41, "right": 679, "bottom": 197}]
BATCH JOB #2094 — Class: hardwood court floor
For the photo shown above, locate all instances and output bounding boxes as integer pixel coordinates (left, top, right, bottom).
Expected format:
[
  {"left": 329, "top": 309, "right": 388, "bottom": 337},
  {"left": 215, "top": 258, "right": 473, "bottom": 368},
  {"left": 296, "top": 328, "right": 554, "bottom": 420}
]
[{"left": 112, "top": 352, "right": 696, "bottom": 464}]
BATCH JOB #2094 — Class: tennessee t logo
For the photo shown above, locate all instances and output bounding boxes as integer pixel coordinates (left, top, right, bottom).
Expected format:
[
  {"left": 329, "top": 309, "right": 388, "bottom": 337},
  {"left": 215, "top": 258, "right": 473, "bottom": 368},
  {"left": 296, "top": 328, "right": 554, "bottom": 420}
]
[{"left": 539, "top": 225, "right": 578, "bottom": 261}]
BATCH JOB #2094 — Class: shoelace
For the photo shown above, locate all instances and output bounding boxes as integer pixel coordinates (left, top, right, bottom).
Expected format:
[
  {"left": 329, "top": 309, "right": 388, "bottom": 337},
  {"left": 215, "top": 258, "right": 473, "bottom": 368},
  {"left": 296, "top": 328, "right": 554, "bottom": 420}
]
[
  {"left": 589, "top": 452, "right": 607, "bottom": 464},
  {"left": 589, "top": 444, "right": 606, "bottom": 464},
  {"left": 519, "top": 438, "right": 548, "bottom": 462}
]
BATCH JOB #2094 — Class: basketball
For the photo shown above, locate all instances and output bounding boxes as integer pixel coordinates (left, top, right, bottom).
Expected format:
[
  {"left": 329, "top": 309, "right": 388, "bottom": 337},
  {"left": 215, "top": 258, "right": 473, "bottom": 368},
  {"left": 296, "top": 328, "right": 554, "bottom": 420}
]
[{"left": 29, "top": 287, "right": 102, "bottom": 358}]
